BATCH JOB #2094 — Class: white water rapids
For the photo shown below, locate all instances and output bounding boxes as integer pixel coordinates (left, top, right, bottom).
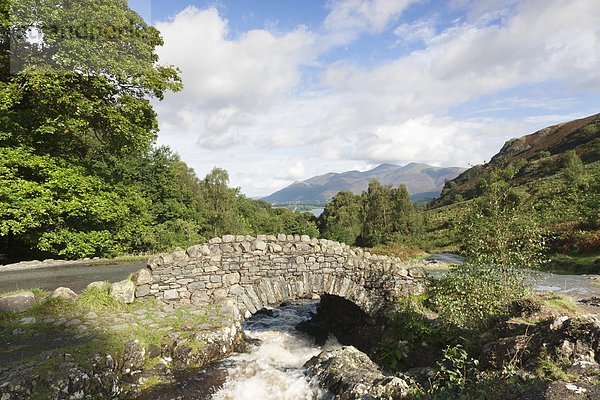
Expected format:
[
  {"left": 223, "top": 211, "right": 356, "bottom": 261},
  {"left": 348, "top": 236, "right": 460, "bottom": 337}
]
[{"left": 212, "top": 302, "right": 339, "bottom": 400}]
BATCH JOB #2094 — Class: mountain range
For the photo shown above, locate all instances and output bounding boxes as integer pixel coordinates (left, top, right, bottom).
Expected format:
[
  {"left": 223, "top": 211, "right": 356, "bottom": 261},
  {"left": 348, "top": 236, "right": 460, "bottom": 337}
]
[{"left": 263, "top": 163, "right": 466, "bottom": 204}]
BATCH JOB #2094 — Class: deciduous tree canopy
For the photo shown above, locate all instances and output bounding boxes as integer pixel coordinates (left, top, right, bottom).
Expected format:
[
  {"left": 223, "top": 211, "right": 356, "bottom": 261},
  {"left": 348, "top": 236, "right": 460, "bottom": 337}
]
[{"left": 0, "top": 0, "right": 318, "bottom": 262}]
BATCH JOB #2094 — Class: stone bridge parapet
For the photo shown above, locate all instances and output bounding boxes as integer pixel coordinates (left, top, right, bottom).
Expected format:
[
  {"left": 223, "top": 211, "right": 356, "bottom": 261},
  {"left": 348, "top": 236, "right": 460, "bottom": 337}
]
[{"left": 133, "top": 235, "right": 425, "bottom": 318}]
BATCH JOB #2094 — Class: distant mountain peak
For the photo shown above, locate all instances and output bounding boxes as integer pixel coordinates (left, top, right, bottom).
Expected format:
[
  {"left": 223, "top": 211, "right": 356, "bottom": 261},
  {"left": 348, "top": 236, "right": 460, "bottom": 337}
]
[{"left": 263, "top": 163, "right": 466, "bottom": 204}]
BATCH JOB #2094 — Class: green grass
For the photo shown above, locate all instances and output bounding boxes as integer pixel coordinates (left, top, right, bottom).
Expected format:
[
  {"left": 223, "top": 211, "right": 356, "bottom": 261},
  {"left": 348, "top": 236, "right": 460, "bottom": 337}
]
[
  {"left": 539, "top": 293, "right": 579, "bottom": 314},
  {"left": 138, "top": 374, "right": 168, "bottom": 391},
  {"left": 76, "top": 283, "right": 125, "bottom": 312},
  {"left": 545, "top": 253, "right": 600, "bottom": 275},
  {"left": 535, "top": 357, "right": 574, "bottom": 381}
]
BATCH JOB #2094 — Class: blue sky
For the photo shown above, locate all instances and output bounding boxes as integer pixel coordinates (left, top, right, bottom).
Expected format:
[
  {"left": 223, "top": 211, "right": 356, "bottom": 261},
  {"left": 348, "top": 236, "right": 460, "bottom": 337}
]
[{"left": 128, "top": 0, "right": 600, "bottom": 197}]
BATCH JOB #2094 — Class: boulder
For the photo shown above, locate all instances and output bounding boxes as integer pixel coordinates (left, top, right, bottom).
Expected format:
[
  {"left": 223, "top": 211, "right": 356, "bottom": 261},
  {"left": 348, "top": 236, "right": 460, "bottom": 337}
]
[
  {"left": 110, "top": 279, "right": 136, "bottom": 304},
  {"left": 51, "top": 287, "right": 78, "bottom": 303},
  {"left": 0, "top": 291, "right": 36, "bottom": 312},
  {"left": 304, "top": 346, "right": 411, "bottom": 399}
]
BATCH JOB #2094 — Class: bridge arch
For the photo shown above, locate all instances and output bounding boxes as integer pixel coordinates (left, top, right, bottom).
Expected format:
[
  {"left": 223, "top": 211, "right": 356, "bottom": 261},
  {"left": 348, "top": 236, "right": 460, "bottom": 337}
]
[{"left": 133, "top": 235, "right": 425, "bottom": 319}]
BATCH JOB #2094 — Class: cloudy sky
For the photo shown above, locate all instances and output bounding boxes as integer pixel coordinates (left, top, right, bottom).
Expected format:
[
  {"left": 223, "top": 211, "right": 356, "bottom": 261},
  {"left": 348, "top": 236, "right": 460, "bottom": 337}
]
[{"left": 129, "top": 0, "right": 600, "bottom": 198}]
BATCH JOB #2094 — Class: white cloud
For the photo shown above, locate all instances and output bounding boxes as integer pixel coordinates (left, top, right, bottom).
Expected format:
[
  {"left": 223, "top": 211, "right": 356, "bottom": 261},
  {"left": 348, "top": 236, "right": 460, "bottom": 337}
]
[
  {"left": 324, "top": 0, "right": 415, "bottom": 34},
  {"left": 393, "top": 19, "right": 436, "bottom": 45},
  {"left": 348, "top": 116, "right": 485, "bottom": 165},
  {"left": 153, "top": 0, "right": 600, "bottom": 197},
  {"left": 318, "top": 0, "right": 600, "bottom": 130},
  {"left": 154, "top": 6, "right": 316, "bottom": 145}
]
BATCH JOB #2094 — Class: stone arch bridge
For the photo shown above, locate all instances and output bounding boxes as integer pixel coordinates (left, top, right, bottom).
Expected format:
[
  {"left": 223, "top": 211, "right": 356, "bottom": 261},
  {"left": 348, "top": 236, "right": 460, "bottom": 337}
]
[{"left": 132, "top": 235, "right": 425, "bottom": 319}]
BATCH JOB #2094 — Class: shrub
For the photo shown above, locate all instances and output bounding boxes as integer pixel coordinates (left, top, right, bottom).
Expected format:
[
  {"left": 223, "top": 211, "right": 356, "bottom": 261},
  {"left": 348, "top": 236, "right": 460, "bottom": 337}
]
[{"left": 428, "top": 266, "right": 532, "bottom": 329}]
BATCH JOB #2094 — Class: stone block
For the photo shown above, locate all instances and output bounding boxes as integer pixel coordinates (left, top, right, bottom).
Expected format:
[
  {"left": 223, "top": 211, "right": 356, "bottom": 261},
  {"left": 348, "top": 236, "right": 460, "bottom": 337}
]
[
  {"left": 408, "top": 268, "right": 425, "bottom": 278},
  {"left": 51, "top": 287, "right": 78, "bottom": 303},
  {"left": 136, "top": 284, "right": 151, "bottom": 298},
  {"left": 210, "top": 275, "right": 222, "bottom": 284},
  {"left": 187, "top": 281, "right": 206, "bottom": 292},
  {"left": 254, "top": 240, "right": 266, "bottom": 251},
  {"left": 228, "top": 285, "right": 245, "bottom": 296},
  {"left": 131, "top": 268, "right": 153, "bottom": 285},
  {"left": 224, "top": 272, "right": 241, "bottom": 286},
  {"left": 222, "top": 234, "right": 235, "bottom": 243},
  {"left": 397, "top": 268, "right": 409, "bottom": 277},
  {"left": 186, "top": 244, "right": 204, "bottom": 258},
  {"left": 86, "top": 281, "right": 109, "bottom": 291},
  {"left": 163, "top": 289, "right": 179, "bottom": 300},
  {"left": 220, "top": 244, "right": 234, "bottom": 253},
  {"left": 161, "top": 253, "right": 174, "bottom": 265},
  {"left": 213, "top": 288, "right": 228, "bottom": 299}
]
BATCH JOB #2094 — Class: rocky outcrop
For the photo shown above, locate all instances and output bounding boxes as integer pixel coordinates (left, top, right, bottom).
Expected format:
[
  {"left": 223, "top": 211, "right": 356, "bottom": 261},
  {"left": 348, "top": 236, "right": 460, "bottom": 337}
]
[
  {"left": 0, "top": 292, "right": 35, "bottom": 312},
  {"left": 304, "top": 346, "right": 410, "bottom": 399},
  {"left": 137, "top": 235, "right": 425, "bottom": 320},
  {"left": 0, "top": 353, "right": 121, "bottom": 400},
  {"left": 0, "top": 295, "right": 244, "bottom": 400},
  {"left": 482, "top": 315, "right": 600, "bottom": 369}
]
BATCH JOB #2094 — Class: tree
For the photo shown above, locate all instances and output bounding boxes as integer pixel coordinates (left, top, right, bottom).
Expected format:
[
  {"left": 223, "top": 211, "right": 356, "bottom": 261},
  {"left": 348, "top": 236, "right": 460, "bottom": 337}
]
[
  {"left": 0, "top": 147, "right": 152, "bottom": 258},
  {"left": 1, "top": 0, "right": 182, "bottom": 170},
  {"left": 359, "top": 180, "right": 420, "bottom": 247},
  {"left": 318, "top": 191, "right": 362, "bottom": 245},
  {"left": 0, "top": 0, "right": 182, "bottom": 260},
  {"left": 459, "top": 176, "right": 546, "bottom": 272},
  {"left": 562, "top": 150, "right": 586, "bottom": 187},
  {"left": 201, "top": 168, "right": 244, "bottom": 237},
  {"left": 430, "top": 173, "right": 546, "bottom": 329},
  {"left": 360, "top": 180, "right": 393, "bottom": 246}
]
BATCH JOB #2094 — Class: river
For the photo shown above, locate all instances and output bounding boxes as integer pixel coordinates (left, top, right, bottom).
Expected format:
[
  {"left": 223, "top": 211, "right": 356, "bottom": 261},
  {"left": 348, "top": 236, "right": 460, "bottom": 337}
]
[{"left": 213, "top": 301, "right": 339, "bottom": 400}]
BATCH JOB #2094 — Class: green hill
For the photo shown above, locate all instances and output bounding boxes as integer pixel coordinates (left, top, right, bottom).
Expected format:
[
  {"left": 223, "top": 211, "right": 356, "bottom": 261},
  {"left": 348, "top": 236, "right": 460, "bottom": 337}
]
[{"left": 431, "top": 113, "right": 600, "bottom": 208}]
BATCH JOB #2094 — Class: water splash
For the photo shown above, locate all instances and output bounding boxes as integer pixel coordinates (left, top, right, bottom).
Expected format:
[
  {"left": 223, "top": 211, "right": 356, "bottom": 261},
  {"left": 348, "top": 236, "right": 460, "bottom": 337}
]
[{"left": 213, "top": 302, "right": 338, "bottom": 400}]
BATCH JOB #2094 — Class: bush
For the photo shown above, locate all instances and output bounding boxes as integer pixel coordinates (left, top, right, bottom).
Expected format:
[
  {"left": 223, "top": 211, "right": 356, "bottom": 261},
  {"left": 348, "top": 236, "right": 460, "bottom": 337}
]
[{"left": 428, "top": 266, "right": 532, "bottom": 329}]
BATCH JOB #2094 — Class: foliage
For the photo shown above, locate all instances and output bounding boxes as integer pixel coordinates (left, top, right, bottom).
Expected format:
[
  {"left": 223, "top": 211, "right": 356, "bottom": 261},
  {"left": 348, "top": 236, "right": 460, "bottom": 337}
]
[
  {"left": 459, "top": 175, "right": 547, "bottom": 272},
  {"left": 0, "top": 1, "right": 319, "bottom": 261},
  {"left": 428, "top": 266, "right": 531, "bottom": 329},
  {"left": 431, "top": 345, "right": 480, "bottom": 392},
  {"left": 0, "top": 146, "right": 152, "bottom": 258},
  {"left": 318, "top": 191, "right": 362, "bottom": 244},
  {"left": 318, "top": 180, "right": 422, "bottom": 247},
  {"left": 535, "top": 354, "right": 573, "bottom": 382},
  {"left": 561, "top": 150, "right": 585, "bottom": 186},
  {"left": 378, "top": 296, "right": 442, "bottom": 370}
]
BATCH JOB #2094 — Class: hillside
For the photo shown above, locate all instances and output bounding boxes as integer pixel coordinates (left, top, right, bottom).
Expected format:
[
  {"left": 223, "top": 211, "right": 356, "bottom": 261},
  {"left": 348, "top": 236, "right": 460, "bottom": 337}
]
[
  {"left": 431, "top": 113, "right": 600, "bottom": 207},
  {"left": 263, "top": 163, "right": 466, "bottom": 204}
]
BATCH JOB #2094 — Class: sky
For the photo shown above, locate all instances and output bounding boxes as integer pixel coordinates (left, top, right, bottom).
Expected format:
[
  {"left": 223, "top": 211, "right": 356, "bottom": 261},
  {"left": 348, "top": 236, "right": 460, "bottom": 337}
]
[{"left": 128, "top": 0, "right": 600, "bottom": 198}]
